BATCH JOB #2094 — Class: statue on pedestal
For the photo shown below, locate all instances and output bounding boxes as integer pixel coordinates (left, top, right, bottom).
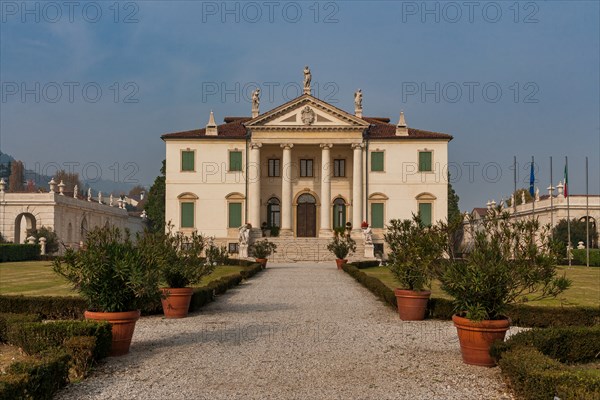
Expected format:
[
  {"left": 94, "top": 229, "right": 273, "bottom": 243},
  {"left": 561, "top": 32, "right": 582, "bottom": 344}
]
[
  {"left": 303, "top": 66, "right": 311, "bottom": 94},
  {"left": 238, "top": 223, "right": 250, "bottom": 245},
  {"left": 73, "top": 185, "right": 78, "bottom": 198},
  {"left": 362, "top": 224, "right": 373, "bottom": 245},
  {"left": 354, "top": 89, "right": 363, "bottom": 109},
  {"left": 87, "top": 188, "right": 92, "bottom": 202}
]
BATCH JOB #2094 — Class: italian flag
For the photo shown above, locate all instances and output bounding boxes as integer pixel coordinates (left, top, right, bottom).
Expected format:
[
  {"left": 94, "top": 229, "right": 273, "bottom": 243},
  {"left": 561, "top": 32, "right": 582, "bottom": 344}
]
[{"left": 564, "top": 162, "right": 569, "bottom": 197}]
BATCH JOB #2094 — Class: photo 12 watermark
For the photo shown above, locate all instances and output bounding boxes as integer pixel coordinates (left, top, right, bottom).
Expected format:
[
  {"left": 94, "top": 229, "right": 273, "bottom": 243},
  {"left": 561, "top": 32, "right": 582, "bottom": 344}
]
[
  {"left": 400, "top": 1, "right": 540, "bottom": 24},
  {"left": 1, "top": 1, "right": 140, "bottom": 23},
  {"left": 401, "top": 81, "right": 540, "bottom": 104},
  {"left": 1, "top": 82, "right": 140, "bottom": 104},
  {"left": 200, "top": 1, "right": 340, "bottom": 24},
  {"left": 201, "top": 81, "right": 339, "bottom": 104}
]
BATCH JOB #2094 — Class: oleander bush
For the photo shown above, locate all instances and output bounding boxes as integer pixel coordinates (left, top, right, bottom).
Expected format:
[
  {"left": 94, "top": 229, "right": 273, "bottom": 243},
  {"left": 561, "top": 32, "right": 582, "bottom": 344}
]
[{"left": 0, "top": 244, "right": 40, "bottom": 262}]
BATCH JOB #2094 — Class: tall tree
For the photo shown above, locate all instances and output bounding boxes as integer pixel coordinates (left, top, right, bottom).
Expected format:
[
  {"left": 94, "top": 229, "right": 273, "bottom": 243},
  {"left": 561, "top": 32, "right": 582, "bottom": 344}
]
[
  {"left": 447, "top": 176, "right": 463, "bottom": 256},
  {"left": 447, "top": 177, "right": 461, "bottom": 223},
  {"left": 553, "top": 218, "right": 598, "bottom": 254},
  {"left": 145, "top": 160, "right": 166, "bottom": 233},
  {"left": 8, "top": 160, "right": 24, "bottom": 192},
  {"left": 55, "top": 170, "right": 82, "bottom": 194},
  {"left": 507, "top": 188, "right": 533, "bottom": 206},
  {"left": 128, "top": 185, "right": 146, "bottom": 198}
]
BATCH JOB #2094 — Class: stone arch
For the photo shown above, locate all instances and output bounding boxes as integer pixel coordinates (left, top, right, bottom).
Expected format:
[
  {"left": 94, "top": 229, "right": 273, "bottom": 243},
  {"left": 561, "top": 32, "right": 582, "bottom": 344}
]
[
  {"left": 67, "top": 222, "right": 73, "bottom": 244},
  {"left": 80, "top": 216, "right": 88, "bottom": 241},
  {"left": 14, "top": 213, "right": 36, "bottom": 244},
  {"left": 415, "top": 192, "right": 437, "bottom": 201},
  {"left": 293, "top": 189, "right": 320, "bottom": 206}
]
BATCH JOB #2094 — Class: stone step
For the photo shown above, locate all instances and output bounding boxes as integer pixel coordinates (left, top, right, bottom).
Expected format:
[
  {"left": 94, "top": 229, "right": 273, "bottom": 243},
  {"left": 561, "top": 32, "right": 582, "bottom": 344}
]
[{"left": 263, "top": 237, "right": 367, "bottom": 262}]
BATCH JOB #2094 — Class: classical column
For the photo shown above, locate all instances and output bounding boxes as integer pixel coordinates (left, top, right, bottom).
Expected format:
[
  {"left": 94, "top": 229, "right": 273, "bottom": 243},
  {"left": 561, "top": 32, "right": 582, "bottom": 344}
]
[
  {"left": 280, "top": 143, "right": 294, "bottom": 236},
  {"left": 248, "top": 142, "right": 262, "bottom": 232},
  {"left": 352, "top": 143, "right": 364, "bottom": 232},
  {"left": 320, "top": 144, "right": 333, "bottom": 236}
]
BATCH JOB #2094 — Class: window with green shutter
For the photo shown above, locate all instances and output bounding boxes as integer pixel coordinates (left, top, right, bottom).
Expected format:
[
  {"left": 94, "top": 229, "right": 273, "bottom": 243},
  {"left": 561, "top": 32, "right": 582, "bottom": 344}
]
[
  {"left": 181, "top": 202, "right": 195, "bottom": 228},
  {"left": 371, "top": 203, "right": 384, "bottom": 228},
  {"left": 228, "top": 202, "right": 242, "bottom": 228},
  {"left": 419, "top": 203, "right": 432, "bottom": 226},
  {"left": 419, "top": 151, "right": 432, "bottom": 172},
  {"left": 229, "top": 151, "right": 242, "bottom": 171},
  {"left": 371, "top": 152, "right": 384, "bottom": 172},
  {"left": 181, "top": 151, "right": 195, "bottom": 171}
]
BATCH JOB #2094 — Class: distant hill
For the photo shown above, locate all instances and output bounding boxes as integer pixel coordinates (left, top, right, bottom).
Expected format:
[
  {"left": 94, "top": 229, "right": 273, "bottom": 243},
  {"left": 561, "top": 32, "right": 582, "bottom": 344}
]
[{"left": 0, "top": 150, "right": 141, "bottom": 195}]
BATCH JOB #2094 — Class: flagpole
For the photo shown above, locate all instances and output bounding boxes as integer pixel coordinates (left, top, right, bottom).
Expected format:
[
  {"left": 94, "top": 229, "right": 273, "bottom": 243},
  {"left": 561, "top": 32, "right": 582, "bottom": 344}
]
[
  {"left": 513, "top": 156, "right": 517, "bottom": 210},
  {"left": 586, "top": 156, "right": 590, "bottom": 268},
  {"left": 566, "top": 156, "right": 571, "bottom": 267},
  {"left": 531, "top": 156, "right": 535, "bottom": 216},
  {"left": 550, "top": 156, "right": 554, "bottom": 235}
]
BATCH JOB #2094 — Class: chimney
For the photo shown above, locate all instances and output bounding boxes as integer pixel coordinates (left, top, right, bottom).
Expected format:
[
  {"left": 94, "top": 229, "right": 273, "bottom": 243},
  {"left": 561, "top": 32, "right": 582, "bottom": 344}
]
[
  {"left": 206, "top": 111, "right": 218, "bottom": 136},
  {"left": 395, "top": 111, "right": 408, "bottom": 136}
]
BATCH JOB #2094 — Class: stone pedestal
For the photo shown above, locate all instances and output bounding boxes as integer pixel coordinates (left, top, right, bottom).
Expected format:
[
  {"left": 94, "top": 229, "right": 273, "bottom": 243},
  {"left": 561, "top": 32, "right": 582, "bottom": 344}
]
[
  {"left": 364, "top": 244, "right": 374, "bottom": 259},
  {"left": 239, "top": 244, "right": 249, "bottom": 258}
]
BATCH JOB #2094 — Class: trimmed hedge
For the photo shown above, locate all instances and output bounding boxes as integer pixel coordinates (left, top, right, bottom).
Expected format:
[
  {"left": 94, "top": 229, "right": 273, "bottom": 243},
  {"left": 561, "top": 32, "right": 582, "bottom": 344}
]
[
  {"left": 0, "top": 295, "right": 87, "bottom": 320},
  {"left": 0, "top": 244, "right": 40, "bottom": 262},
  {"left": 0, "top": 350, "right": 70, "bottom": 400},
  {"left": 349, "top": 260, "right": 381, "bottom": 269},
  {"left": 342, "top": 264, "right": 600, "bottom": 327},
  {"left": 0, "top": 263, "right": 264, "bottom": 319},
  {"left": 491, "top": 327, "right": 600, "bottom": 399},
  {"left": 572, "top": 249, "right": 600, "bottom": 266},
  {"left": 0, "top": 312, "right": 41, "bottom": 342},
  {"left": 7, "top": 320, "right": 112, "bottom": 360}
]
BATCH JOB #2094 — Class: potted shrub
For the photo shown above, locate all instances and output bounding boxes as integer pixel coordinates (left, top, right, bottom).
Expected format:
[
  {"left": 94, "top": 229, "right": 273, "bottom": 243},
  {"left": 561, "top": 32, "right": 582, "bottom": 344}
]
[
  {"left": 250, "top": 239, "right": 277, "bottom": 268},
  {"left": 384, "top": 215, "right": 446, "bottom": 321},
  {"left": 439, "top": 210, "right": 571, "bottom": 366},
  {"left": 141, "top": 228, "right": 214, "bottom": 318},
  {"left": 327, "top": 229, "right": 357, "bottom": 269},
  {"left": 53, "top": 226, "right": 162, "bottom": 356}
]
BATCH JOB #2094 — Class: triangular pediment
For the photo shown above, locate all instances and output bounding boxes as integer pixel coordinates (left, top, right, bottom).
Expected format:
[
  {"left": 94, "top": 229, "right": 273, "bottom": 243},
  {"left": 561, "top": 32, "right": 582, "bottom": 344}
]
[{"left": 245, "top": 94, "right": 370, "bottom": 129}]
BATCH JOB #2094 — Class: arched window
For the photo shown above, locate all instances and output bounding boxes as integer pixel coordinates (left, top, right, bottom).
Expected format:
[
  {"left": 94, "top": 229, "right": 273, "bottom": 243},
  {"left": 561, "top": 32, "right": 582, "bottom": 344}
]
[
  {"left": 333, "top": 198, "right": 346, "bottom": 229},
  {"left": 267, "top": 198, "right": 280, "bottom": 227},
  {"left": 297, "top": 193, "right": 316, "bottom": 204}
]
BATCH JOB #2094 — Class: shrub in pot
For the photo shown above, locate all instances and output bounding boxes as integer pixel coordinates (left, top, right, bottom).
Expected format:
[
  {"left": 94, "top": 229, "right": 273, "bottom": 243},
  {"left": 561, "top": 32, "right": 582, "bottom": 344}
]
[
  {"left": 385, "top": 215, "right": 446, "bottom": 320},
  {"left": 140, "top": 227, "right": 214, "bottom": 318},
  {"left": 53, "top": 226, "right": 162, "bottom": 356},
  {"left": 439, "top": 210, "right": 571, "bottom": 366},
  {"left": 327, "top": 229, "right": 357, "bottom": 269},
  {"left": 249, "top": 239, "right": 277, "bottom": 268}
]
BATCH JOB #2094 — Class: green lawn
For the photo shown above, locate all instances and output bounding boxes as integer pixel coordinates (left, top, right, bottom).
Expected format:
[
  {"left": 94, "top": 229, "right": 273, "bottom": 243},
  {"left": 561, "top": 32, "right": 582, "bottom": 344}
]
[
  {"left": 0, "top": 261, "right": 245, "bottom": 297},
  {"left": 361, "top": 265, "right": 600, "bottom": 308}
]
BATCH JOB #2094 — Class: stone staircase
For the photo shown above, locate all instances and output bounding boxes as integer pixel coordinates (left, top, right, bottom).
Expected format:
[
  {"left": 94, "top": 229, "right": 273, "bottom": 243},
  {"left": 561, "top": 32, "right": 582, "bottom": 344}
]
[{"left": 262, "top": 236, "right": 367, "bottom": 263}]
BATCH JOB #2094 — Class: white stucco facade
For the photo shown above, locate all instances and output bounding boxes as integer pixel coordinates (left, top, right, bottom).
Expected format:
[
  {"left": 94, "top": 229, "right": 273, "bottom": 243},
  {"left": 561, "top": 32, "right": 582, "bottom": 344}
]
[{"left": 163, "top": 89, "right": 452, "bottom": 257}]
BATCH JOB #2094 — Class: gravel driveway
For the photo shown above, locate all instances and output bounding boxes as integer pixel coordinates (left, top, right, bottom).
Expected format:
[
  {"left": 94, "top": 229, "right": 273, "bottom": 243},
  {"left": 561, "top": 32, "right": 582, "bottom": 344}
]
[{"left": 56, "top": 262, "right": 514, "bottom": 400}]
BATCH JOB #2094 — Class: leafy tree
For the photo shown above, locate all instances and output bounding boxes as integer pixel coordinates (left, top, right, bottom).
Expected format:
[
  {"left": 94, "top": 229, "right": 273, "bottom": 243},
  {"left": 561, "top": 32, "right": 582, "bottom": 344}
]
[
  {"left": 506, "top": 188, "right": 533, "bottom": 207},
  {"left": 447, "top": 177, "right": 461, "bottom": 224},
  {"left": 145, "top": 160, "right": 166, "bottom": 233},
  {"left": 128, "top": 185, "right": 146, "bottom": 198},
  {"left": 553, "top": 219, "right": 598, "bottom": 253},
  {"left": 8, "top": 160, "right": 24, "bottom": 192},
  {"left": 26, "top": 226, "right": 59, "bottom": 254},
  {"left": 447, "top": 176, "right": 463, "bottom": 255},
  {"left": 55, "top": 170, "right": 82, "bottom": 194}
]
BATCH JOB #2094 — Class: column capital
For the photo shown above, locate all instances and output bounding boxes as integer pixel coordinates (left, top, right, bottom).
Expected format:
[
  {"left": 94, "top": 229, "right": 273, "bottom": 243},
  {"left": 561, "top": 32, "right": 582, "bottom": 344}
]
[
  {"left": 351, "top": 142, "right": 364, "bottom": 150},
  {"left": 250, "top": 142, "right": 263, "bottom": 149},
  {"left": 280, "top": 143, "right": 294, "bottom": 150},
  {"left": 320, "top": 143, "right": 333, "bottom": 149}
]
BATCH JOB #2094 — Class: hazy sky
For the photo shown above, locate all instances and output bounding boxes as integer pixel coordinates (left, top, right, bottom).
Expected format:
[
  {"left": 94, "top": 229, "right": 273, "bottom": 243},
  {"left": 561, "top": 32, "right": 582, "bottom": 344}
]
[{"left": 1, "top": 1, "right": 598, "bottom": 211}]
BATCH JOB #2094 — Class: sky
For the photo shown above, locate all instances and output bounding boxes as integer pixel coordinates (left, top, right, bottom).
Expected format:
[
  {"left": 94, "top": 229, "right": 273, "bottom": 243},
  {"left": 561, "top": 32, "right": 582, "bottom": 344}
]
[{"left": 1, "top": 0, "right": 598, "bottom": 211}]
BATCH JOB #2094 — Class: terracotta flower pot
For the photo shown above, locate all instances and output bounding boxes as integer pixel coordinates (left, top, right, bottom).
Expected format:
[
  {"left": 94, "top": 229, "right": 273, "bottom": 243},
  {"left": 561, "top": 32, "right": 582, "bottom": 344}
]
[
  {"left": 84, "top": 310, "right": 140, "bottom": 357},
  {"left": 393, "top": 289, "right": 431, "bottom": 321},
  {"left": 335, "top": 259, "right": 348, "bottom": 269},
  {"left": 452, "top": 314, "right": 511, "bottom": 367},
  {"left": 160, "top": 287, "right": 194, "bottom": 318},
  {"left": 256, "top": 258, "right": 268, "bottom": 268}
]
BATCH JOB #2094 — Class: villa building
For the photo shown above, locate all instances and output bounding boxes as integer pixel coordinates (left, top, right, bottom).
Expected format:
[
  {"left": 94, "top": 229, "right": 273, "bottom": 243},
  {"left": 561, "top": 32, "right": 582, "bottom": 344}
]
[{"left": 162, "top": 68, "right": 453, "bottom": 260}]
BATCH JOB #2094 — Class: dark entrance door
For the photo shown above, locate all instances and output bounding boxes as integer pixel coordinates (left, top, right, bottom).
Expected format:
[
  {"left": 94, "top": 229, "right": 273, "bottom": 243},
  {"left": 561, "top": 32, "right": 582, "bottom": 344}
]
[{"left": 297, "top": 193, "right": 317, "bottom": 237}]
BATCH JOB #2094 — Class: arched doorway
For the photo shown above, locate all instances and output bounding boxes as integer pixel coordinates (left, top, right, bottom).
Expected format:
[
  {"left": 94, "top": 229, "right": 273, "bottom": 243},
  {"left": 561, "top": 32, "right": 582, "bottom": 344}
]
[
  {"left": 333, "top": 198, "right": 347, "bottom": 230},
  {"left": 297, "top": 193, "right": 316, "bottom": 237},
  {"left": 14, "top": 213, "right": 36, "bottom": 244},
  {"left": 80, "top": 217, "right": 88, "bottom": 242}
]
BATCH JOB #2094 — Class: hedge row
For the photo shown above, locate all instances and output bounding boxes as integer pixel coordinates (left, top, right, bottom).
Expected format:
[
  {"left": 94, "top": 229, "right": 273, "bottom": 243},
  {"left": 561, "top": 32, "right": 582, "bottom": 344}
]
[
  {"left": 0, "top": 314, "right": 112, "bottom": 399},
  {"left": 350, "top": 260, "right": 382, "bottom": 269},
  {"left": 0, "top": 244, "right": 40, "bottom": 262},
  {"left": 572, "top": 249, "right": 600, "bottom": 266},
  {"left": 0, "top": 263, "right": 264, "bottom": 319},
  {"left": 342, "top": 264, "right": 600, "bottom": 327},
  {"left": 491, "top": 327, "right": 600, "bottom": 399}
]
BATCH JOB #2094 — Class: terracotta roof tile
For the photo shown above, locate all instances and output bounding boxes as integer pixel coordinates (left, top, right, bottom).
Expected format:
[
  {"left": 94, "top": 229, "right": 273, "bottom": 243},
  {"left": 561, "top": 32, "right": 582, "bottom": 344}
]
[{"left": 363, "top": 117, "right": 453, "bottom": 140}]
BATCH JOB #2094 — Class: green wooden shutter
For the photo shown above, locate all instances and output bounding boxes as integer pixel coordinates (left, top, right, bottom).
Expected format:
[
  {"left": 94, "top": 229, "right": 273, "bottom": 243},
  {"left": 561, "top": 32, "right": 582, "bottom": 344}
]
[
  {"left": 371, "top": 152, "right": 384, "bottom": 172},
  {"left": 419, "top": 151, "right": 432, "bottom": 172},
  {"left": 419, "top": 203, "right": 432, "bottom": 226},
  {"left": 181, "top": 151, "right": 195, "bottom": 171},
  {"left": 230, "top": 151, "right": 242, "bottom": 171},
  {"left": 371, "top": 203, "right": 384, "bottom": 228},
  {"left": 181, "top": 202, "right": 195, "bottom": 228},
  {"left": 228, "top": 202, "right": 242, "bottom": 228}
]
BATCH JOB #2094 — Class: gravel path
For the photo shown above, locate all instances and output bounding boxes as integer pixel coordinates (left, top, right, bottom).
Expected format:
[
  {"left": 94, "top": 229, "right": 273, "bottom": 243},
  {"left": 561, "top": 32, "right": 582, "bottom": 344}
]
[{"left": 57, "top": 262, "right": 515, "bottom": 400}]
